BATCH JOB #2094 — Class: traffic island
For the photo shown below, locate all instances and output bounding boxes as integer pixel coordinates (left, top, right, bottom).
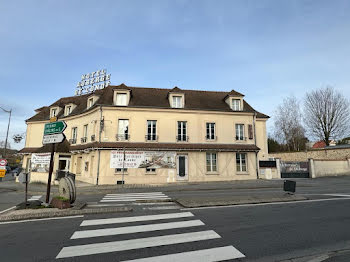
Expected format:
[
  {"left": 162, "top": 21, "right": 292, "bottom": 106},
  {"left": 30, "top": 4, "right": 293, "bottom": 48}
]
[{"left": 175, "top": 193, "right": 308, "bottom": 208}]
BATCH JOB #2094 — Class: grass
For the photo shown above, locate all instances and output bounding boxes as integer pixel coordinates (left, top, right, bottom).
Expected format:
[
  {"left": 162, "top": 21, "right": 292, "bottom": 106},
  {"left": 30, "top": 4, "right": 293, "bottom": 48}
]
[{"left": 53, "top": 196, "right": 70, "bottom": 202}]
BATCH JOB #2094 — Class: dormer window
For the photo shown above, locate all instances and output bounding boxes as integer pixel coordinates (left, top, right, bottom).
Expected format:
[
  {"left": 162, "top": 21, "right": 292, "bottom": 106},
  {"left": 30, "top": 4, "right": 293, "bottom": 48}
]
[
  {"left": 172, "top": 96, "right": 183, "bottom": 108},
  {"left": 88, "top": 97, "right": 94, "bottom": 108},
  {"left": 231, "top": 99, "right": 241, "bottom": 111},
  {"left": 50, "top": 108, "right": 57, "bottom": 118},
  {"left": 116, "top": 93, "right": 127, "bottom": 106},
  {"left": 65, "top": 105, "right": 72, "bottom": 116}
]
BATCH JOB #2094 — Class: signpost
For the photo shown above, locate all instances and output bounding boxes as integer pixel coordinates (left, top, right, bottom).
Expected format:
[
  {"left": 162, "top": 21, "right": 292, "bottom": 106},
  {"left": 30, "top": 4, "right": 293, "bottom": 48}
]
[
  {"left": 0, "top": 159, "right": 7, "bottom": 178},
  {"left": 42, "top": 120, "right": 67, "bottom": 203}
]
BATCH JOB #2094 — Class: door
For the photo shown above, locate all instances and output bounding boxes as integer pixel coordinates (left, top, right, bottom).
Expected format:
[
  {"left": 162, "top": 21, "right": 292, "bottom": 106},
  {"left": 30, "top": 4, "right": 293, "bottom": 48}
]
[{"left": 176, "top": 155, "right": 188, "bottom": 181}]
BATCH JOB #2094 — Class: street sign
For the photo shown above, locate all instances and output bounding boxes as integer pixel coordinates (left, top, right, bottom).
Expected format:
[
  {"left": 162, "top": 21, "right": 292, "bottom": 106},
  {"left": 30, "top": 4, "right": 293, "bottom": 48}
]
[
  {"left": 0, "top": 169, "right": 5, "bottom": 177},
  {"left": 0, "top": 159, "right": 7, "bottom": 166},
  {"left": 44, "top": 121, "right": 67, "bottom": 135},
  {"left": 43, "top": 133, "right": 66, "bottom": 144}
]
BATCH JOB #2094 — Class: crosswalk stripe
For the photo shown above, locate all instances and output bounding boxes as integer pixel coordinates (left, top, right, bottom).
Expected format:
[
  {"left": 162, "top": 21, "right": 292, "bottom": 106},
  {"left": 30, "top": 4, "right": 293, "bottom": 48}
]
[
  {"left": 56, "top": 230, "right": 220, "bottom": 259},
  {"left": 122, "top": 246, "right": 245, "bottom": 262},
  {"left": 80, "top": 212, "right": 194, "bottom": 227},
  {"left": 71, "top": 220, "right": 204, "bottom": 239},
  {"left": 102, "top": 195, "right": 169, "bottom": 199},
  {"left": 105, "top": 192, "right": 165, "bottom": 196},
  {"left": 143, "top": 206, "right": 179, "bottom": 210},
  {"left": 101, "top": 198, "right": 171, "bottom": 202},
  {"left": 29, "top": 195, "right": 42, "bottom": 200}
]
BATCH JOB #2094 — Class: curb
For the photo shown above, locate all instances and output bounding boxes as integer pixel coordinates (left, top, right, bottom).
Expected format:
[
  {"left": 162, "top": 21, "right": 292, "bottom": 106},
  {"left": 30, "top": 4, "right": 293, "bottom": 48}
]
[
  {"left": 175, "top": 196, "right": 308, "bottom": 208},
  {"left": 0, "top": 206, "right": 133, "bottom": 222}
]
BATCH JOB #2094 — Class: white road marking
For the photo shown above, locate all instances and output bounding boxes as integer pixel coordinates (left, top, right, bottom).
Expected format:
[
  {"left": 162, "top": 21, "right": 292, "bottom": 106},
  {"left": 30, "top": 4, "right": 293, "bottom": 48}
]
[
  {"left": 133, "top": 202, "right": 175, "bottom": 205},
  {"left": 181, "top": 197, "right": 350, "bottom": 211},
  {"left": 101, "top": 198, "right": 171, "bottom": 202},
  {"left": 143, "top": 206, "right": 179, "bottom": 210},
  {"left": 0, "top": 215, "right": 84, "bottom": 225},
  {"left": 323, "top": 194, "right": 350, "bottom": 197},
  {"left": 102, "top": 196, "right": 169, "bottom": 200},
  {"left": 122, "top": 245, "right": 245, "bottom": 262},
  {"left": 105, "top": 192, "right": 165, "bottom": 196},
  {"left": 28, "top": 195, "right": 42, "bottom": 201},
  {"left": 80, "top": 212, "right": 194, "bottom": 227},
  {"left": 71, "top": 220, "right": 204, "bottom": 239},
  {"left": 0, "top": 206, "right": 16, "bottom": 214},
  {"left": 87, "top": 203, "right": 126, "bottom": 207},
  {"left": 56, "top": 230, "right": 220, "bottom": 259}
]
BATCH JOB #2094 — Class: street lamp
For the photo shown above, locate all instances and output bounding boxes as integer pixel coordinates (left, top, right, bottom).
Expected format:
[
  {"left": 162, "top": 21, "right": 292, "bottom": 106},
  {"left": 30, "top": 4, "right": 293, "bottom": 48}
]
[{"left": 0, "top": 106, "right": 12, "bottom": 158}]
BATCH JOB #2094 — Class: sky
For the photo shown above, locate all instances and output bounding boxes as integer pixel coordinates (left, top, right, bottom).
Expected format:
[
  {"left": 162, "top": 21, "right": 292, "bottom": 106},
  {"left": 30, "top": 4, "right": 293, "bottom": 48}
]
[{"left": 1, "top": 0, "right": 350, "bottom": 150}]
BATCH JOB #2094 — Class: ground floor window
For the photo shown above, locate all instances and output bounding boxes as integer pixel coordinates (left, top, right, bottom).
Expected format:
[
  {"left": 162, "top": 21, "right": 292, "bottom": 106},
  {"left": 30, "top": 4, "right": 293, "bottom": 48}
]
[
  {"left": 146, "top": 167, "right": 156, "bottom": 173},
  {"left": 236, "top": 153, "right": 247, "bottom": 172},
  {"left": 206, "top": 152, "right": 217, "bottom": 172},
  {"left": 115, "top": 168, "right": 128, "bottom": 173}
]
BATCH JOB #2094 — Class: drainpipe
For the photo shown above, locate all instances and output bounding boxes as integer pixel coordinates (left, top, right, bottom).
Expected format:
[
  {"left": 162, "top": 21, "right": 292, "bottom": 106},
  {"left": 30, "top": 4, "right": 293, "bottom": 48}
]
[
  {"left": 96, "top": 105, "right": 103, "bottom": 185},
  {"left": 253, "top": 112, "right": 259, "bottom": 179}
]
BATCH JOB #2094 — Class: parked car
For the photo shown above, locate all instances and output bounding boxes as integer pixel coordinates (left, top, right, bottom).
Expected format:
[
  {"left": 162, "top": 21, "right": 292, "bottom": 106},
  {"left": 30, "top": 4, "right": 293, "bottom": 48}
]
[{"left": 11, "top": 167, "right": 22, "bottom": 177}]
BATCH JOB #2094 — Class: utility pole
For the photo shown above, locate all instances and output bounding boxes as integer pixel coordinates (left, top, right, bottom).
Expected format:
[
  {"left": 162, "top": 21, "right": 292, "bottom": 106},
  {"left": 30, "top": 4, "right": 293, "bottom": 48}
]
[{"left": 0, "top": 106, "right": 12, "bottom": 157}]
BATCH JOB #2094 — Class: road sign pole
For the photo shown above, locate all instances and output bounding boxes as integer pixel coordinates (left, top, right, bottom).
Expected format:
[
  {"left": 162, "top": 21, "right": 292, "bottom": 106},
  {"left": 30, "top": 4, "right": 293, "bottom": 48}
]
[
  {"left": 25, "top": 173, "right": 28, "bottom": 209},
  {"left": 45, "top": 144, "right": 55, "bottom": 203}
]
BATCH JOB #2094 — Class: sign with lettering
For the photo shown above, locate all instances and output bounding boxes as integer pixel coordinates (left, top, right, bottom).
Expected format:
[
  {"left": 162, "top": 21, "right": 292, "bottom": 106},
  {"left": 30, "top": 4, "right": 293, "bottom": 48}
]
[
  {"left": 31, "top": 153, "right": 51, "bottom": 173},
  {"left": 0, "top": 159, "right": 7, "bottom": 166},
  {"left": 76, "top": 69, "right": 111, "bottom": 96},
  {"left": 110, "top": 151, "right": 176, "bottom": 169},
  {"left": 44, "top": 121, "right": 67, "bottom": 135}
]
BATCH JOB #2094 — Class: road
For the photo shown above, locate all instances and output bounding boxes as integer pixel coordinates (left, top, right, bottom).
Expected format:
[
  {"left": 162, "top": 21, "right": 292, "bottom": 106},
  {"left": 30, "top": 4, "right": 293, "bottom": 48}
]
[{"left": 1, "top": 189, "right": 350, "bottom": 261}]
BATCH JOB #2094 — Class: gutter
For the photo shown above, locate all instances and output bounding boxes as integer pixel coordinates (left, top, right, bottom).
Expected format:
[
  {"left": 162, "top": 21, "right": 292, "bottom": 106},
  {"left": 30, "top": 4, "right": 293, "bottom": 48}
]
[
  {"left": 96, "top": 105, "right": 103, "bottom": 185},
  {"left": 253, "top": 112, "right": 259, "bottom": 179}
]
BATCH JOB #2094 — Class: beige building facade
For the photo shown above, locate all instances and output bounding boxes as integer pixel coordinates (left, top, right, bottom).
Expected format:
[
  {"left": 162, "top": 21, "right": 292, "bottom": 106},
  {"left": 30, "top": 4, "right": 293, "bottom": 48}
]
[{"left": 20, "top": 84, "right": 269, "bottom": 185}]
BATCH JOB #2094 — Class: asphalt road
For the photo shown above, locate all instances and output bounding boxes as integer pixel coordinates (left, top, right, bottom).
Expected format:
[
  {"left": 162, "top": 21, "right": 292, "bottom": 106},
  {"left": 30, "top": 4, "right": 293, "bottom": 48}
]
[{"left": 1, "top": 196, "right": 350, "bottom": 261}]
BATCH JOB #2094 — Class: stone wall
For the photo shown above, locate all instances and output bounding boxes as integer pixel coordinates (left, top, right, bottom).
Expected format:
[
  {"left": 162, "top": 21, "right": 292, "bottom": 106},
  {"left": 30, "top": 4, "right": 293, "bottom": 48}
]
[{"left": 269, "top": 148, "right": 350, "bottom": 161}]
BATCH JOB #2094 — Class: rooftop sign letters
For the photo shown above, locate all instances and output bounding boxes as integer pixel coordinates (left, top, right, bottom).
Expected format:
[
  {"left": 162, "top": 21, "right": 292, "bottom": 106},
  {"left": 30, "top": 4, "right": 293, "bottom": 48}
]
[{"left": 75, "top": 69, "right": 111, "bottom": 96}]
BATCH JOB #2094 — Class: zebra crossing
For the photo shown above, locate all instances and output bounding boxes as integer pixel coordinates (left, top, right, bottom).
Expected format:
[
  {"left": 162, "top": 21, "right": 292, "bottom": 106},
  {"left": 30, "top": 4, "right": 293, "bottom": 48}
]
[
  {"left": 100, "top": 192, "right": 171, "bottom": 202},
  {"left": 56, "top": 211, "right": 245, "bottom": 261}
]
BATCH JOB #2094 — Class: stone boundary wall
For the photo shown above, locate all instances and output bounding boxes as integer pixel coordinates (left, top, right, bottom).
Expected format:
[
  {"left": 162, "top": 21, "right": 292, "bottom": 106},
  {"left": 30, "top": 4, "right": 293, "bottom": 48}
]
[
  {"left": 310, "top": 159, "right": 350, "bottom": 178},
  {"left": 269, "top": 148, "right": 350, "bottom": 161}
]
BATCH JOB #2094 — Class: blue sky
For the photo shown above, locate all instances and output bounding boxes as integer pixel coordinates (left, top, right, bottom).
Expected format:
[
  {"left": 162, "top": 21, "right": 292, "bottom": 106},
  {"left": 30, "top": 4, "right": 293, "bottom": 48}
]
[{"left": 1, "top": 0, "right": 350, "bottom": 149}]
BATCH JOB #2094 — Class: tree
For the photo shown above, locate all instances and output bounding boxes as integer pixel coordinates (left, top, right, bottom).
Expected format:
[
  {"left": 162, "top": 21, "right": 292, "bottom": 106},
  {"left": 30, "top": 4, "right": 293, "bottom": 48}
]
[
  {"left": 304, "top": 87, "right": 350, "bottom": 146},
  {"left": 273, "top": 96, "right": 307, "bottom": 151},
  {"left": 0, "top": 140, "right": 11, "bottom": 149}
]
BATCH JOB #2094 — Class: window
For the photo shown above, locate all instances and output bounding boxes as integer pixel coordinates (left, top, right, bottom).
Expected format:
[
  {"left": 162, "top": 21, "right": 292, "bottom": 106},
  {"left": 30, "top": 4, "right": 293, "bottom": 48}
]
[
  {"left": 146, "top": 120, "right": 157, "bottom": 141},
  {"left": 206, "top": 153, "right": 217, "bottom": 172},
  {"left": 236, "top": 153, "right": 247, "bottom": 172},
  {"left": 146, "top": 167, "right": 156, "bottom": 173},
  {"left": 82, "top": 124, "right": 88, "bottom": 143},
  {"left": 118, "top": 119, "right": 129, "bottom": 140},
  {"left": 206, "top": 123, "right": 216, "bottom": 140},
  {"left": 116, "top": 93, "right": 127, "bottom": 106},
  {"left": 231, "top": 99, "right": 241, "bottom": 111},
  {"left": 248, "top": 124, "right": 253, "bottom": 140},
  {"left": 71, "top": 127, "right": 77, "bottom": 144},
  {"left": 235, "top": 124, "right": 245, "bottom": 140},
  {"left": 88, "top": 97, "right": 94, "bottom": 108},
  {"left": 115, "top": 168, "right": 128, "bottom": 173},
  {"left": 172, "top": 96, "right": 183, "bottom": 108},
  {"left": 50, "top": 108, "right": 57, "bottom": 118},
  {"left": 177, "top": 121, "right": 187, "bottom": 141},
  {"left": 85, "top": 161, "right": 89, "bottom": 172},
  {"left": 65, "top": 106, "right": 72, "bottom": 116}
]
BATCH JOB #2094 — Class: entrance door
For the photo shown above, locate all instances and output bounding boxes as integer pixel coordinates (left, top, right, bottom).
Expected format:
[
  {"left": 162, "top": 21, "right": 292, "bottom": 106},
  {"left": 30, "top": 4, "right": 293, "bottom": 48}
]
[
  {"left": 58, "top": 156, "right": 71, "bottom": 172},
  {"left": 176, "top": 155, "right": 188, "bottom": 181}
]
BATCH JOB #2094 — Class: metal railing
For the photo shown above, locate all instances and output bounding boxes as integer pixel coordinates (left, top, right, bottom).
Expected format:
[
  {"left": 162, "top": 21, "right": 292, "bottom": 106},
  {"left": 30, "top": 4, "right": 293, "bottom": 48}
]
[
  {"left": 81, "top": 137, "right": 87, "bottom": 143},
  {"left": 176, "top": 135, "right": 189, "bottom": 142},
  {"left": 91, "top": 135, "right": 95, "bottom": 142},
  {"left": 69, "top": 138, "right": 77, "bottom": 144},
  {"left": 235, "top": 136, "right": 247, "bottom": 141},
  {"left": 116, "top": 134, "right": 130, "bottom": 141},
  {"left": 145, "top": 135, "right": 158, "bottom": 141},
  {"left": 205, "top": 135, "right": 217, "bottom": 141}
]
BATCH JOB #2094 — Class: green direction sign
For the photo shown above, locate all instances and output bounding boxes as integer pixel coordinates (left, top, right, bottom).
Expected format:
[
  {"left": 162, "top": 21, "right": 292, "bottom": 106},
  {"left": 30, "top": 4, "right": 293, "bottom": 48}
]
[{"left": 44, "top": 121, "right": 67, "bottom": 135}]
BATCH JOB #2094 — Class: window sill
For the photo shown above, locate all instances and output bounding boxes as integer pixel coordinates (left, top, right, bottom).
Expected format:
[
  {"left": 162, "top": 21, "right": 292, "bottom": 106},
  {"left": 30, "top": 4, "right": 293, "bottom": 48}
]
[
  {"left": 237, "top": 172, "right": 249, "bottom": 175},
  {"left": 206, "top": 172, "right": 219, "bottom": 175},
  {"left": 114, "top": 172, "right": 128, "bottom": 175},
  {"left": 145, "top": 172, "right": 157, "bottom": 175}
]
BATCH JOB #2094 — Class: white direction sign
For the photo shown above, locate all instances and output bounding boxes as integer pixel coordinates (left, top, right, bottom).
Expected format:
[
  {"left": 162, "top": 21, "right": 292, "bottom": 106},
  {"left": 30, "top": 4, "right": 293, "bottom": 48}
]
[{"left": 43, "top": 133, "right": 65, "bottom": 144}]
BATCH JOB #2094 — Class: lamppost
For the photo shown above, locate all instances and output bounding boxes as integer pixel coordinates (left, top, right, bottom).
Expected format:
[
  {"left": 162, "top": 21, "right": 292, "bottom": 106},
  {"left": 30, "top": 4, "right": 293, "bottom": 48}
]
[{"left": 0, "top": 106, "right": 12, "bottom": 158}]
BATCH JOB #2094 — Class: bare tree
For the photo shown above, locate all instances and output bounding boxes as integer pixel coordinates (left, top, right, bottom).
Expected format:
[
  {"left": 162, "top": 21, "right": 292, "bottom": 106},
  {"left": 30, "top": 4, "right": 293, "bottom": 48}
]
[
  {"left": 0, "top": 140, "right": 11, "bottom": 149},
  {"left": 304, "top": 87, "right": 350, "bottom": 146},
  {"left": 274, "top": 96, "right": 307, "bottom": 151}
]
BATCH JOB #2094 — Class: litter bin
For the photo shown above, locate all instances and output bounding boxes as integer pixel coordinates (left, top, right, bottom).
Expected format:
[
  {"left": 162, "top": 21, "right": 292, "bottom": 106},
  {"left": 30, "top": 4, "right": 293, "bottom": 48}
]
[{"left": 284, "top": 180, "right": 296, "bottom": 193}]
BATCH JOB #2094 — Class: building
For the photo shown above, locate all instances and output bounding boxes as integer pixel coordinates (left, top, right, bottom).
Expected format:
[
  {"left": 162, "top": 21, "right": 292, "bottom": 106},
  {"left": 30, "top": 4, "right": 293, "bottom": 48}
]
[{"left": 19, "top": 84, "right": 269, "bottom": 185}]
